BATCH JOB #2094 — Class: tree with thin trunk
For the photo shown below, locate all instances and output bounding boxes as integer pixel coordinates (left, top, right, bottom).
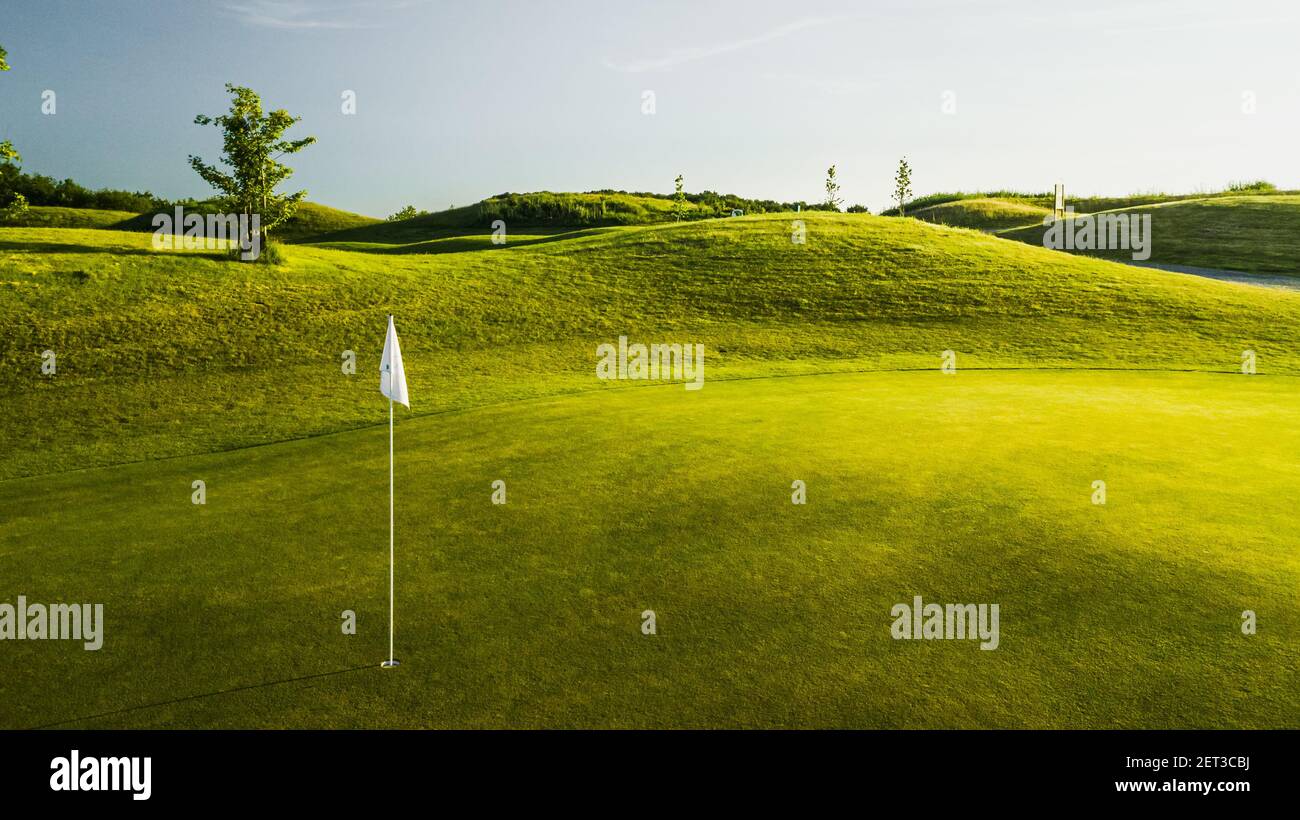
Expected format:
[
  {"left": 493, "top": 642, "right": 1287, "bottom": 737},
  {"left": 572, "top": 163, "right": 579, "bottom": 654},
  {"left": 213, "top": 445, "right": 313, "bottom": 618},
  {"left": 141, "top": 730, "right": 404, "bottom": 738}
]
[
  {"left": 824, "top": 164, "right": 842, "bottom": 211},
  {"left": 189, "top": 84, "right": 315, "bottom": 255},
  {"left": 673, "top": 174, "right": 687, "bottom": 220},
  {"left": 893, "top": 157, "right": 913, "bottom": 216}
]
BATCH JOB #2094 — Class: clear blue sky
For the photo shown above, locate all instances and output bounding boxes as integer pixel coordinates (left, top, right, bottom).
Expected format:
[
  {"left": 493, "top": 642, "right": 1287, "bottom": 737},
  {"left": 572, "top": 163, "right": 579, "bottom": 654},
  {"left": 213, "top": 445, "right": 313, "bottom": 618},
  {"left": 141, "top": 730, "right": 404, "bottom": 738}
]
[{"left": 2, "top": 0, "right": 1297, "bottom": 216}]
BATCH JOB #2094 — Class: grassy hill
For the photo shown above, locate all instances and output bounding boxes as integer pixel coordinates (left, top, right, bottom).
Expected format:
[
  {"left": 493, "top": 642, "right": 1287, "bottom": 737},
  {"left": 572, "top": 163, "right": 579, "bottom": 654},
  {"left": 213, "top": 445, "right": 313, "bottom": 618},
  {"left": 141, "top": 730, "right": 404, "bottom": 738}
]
[
  {"left": 2, "top": 210, "right": 1298, "bottom": 729},
  {"left": 0, "top": 205, "right": 141, "bottom": 230},
  {"left": 305, "top": 188, "right": 837, "bottom": 248},
  {"left": 3, "top": 212, "right": 1298, "bottom": 480},
  {"left": 1000, "top": 194, "right": 1300, "bottom": 275},
  {"left": 277, "top": 201, "right": 380, "bottom": 240},
  {"left": 892, "top": 185, "right": 1300, "bottom": 233},
  {"left": 3, "top": 201, "right": 379, "bottom": 243},
  {"left": 911, "top": 198, "right": 1052, "bottom": 232},
  {"left": 113, "top": 200, "right": 381, "bottom": 243}
]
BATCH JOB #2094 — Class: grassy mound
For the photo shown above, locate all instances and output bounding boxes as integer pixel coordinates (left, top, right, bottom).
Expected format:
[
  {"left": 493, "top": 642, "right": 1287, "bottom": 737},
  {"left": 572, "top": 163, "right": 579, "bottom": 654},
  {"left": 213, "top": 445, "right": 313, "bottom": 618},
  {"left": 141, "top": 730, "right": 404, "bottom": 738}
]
[
  {"left": 0, "top": 205, "right": 140, "bottom": 230},
  {"left": 911, "top": 198, "right": 1052, "bottom": 231},
  {"left": 93, "top": 200, "right": 380, "bottom": 243},
  {"left": 1000, "top": 194, "right": 1300, "bottom": 274},
  {"left": 886, "top": 186, "right": 1299, "bottom": 218},
  {"left": 2, "top": 212, "right": 1297, "bottom": 479},
  {"left": 306, "top": 190, "right": 817, "bottom": 246}
]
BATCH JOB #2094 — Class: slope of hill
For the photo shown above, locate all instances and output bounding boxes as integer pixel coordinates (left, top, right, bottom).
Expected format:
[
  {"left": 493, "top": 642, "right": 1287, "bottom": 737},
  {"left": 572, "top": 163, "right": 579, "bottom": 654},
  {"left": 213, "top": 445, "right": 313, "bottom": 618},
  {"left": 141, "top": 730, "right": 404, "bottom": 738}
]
[
  {"left": 305, "top": 190, "right": 820, "bottom": 246},
  {"left": 64, "top": 200, "right": 382, "bottom": 243},
  {"left": 911, "top": 198, "right": 1052, "bottom": 231},
  {"left": 999, "top": 194, "right": 1300, "bottom": 275},
  {"left": 278, "top": 201, "right": 381, "bottom": 240},
  {"left": 3, "top": 210, "right": 1298, "bottom": 730},
  {"left": 0, "top": 205, "right": 140, "bottom": 229},
  {"left": 3, "top": 212, "right": 1298, "bottom": 479},
  {"left": 885, "top": 185, "right": 1298, "bottom": 219}
]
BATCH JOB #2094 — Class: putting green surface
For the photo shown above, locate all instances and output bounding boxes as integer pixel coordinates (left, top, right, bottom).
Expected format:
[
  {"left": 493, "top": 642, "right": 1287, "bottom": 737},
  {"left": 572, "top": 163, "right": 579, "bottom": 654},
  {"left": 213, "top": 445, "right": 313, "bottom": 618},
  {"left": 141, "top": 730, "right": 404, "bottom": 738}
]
[{"left": 3, "top": 369, "right": 1295, "bottom": 729}]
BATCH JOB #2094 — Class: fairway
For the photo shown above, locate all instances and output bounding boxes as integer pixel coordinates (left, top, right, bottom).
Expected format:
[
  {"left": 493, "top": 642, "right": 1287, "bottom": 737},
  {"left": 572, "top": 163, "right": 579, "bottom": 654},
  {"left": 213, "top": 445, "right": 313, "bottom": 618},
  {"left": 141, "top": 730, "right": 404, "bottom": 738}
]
[{"left": 3, "top": 369, "right": 1296, "bottom": 729}]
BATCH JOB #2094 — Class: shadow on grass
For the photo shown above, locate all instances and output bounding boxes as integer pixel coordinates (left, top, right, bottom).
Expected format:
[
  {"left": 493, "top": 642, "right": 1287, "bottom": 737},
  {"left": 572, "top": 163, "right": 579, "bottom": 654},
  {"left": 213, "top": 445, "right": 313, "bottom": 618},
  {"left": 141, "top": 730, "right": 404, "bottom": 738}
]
[
  {"left": 304, "top": 226, "right": 616, "bottom": 255},
  {"left": 29, "top": 663, "right": 377, "bottom": 729},
  {"left": 0, "top": 239, "right": 230, "bottom": 260}
]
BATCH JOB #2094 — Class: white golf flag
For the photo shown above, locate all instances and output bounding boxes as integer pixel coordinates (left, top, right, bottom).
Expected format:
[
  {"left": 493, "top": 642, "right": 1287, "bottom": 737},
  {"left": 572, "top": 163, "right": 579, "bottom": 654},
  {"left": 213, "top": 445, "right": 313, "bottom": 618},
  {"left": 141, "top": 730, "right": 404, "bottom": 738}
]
[{"left": 380, "top": 315, "right": 410, "bottom": 408}]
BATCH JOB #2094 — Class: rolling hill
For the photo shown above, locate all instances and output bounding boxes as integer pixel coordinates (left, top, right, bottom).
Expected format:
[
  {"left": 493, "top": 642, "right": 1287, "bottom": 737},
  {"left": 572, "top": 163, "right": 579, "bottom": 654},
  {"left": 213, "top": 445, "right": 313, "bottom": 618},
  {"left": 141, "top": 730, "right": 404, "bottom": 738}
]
[
  {"left": 3, "top": 211, "right": 1298, "bottom": 480},
  {"left": 2, "top": 208, "right": 1297, "bottom": 729},
  {"left": 1000, "top": 194, "right": 1300, "bottom": 275},
  {"left": 0, "top": 205, "right": 142, "bottom": 230},
  {"left": 1, "top": 201, "right": 380, "bottom": 242},
  {"left": 303, "top": 189, "right": 814, "bottom": 247},
  {"left": 892, "top": 186, "right": 1300, "bottom": 234},
  {"left": 910, "top": 198, "right": 1052, "bottom": 231}
]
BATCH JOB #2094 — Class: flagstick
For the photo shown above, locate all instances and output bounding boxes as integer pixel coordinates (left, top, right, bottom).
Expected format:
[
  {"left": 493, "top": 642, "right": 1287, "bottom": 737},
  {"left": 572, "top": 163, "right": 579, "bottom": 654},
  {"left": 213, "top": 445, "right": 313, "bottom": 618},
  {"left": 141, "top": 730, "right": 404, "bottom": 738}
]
[
  {"left": 380, "top": 314, "right": 402, "bottom": 669},
  {"left": 382, "top": 390, "right": 400, "bottom": 668}
]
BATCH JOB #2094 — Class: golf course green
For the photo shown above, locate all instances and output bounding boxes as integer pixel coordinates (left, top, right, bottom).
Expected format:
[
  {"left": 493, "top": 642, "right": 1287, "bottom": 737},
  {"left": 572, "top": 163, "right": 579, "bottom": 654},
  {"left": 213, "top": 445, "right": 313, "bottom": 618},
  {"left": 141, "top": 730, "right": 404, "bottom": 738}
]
[{"left": 1, "top": 208, "right": 1297, "bottom": 728}]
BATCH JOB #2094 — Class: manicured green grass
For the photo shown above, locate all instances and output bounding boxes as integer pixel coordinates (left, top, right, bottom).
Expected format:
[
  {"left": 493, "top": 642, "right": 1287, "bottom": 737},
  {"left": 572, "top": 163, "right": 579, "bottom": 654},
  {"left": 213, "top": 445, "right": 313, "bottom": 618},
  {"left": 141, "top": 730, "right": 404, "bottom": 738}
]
[
  {"left": 1, "top": 370, "right": 1295, "bottom": 729},
  {"left": 1000, "top": 194, "right": 1300, "bottom": 275},
  {"left": 2, "top": 208, "right": 1297, "bottom": 729},
  {"left": 4, "top": 214, "right": 1299, "bottom": 480}
]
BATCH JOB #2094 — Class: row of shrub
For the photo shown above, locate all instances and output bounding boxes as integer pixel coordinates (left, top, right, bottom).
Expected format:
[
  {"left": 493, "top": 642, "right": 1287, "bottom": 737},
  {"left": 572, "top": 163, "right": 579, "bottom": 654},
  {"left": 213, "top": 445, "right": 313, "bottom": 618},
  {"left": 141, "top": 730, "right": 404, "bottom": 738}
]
[
  {"left": 473, "top": 190, "right": 846, "bottom": 227},
  {"left": 0, "top": 164, "right": 166, "bottom": 212}
]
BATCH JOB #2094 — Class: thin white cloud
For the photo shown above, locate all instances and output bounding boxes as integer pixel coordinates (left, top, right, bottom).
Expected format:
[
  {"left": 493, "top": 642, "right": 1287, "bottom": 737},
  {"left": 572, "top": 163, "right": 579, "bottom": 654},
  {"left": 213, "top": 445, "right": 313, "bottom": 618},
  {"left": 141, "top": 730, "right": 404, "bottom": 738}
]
[
  {"left": 221, "top": 0, "right": 426, "bottom": 30},
  {"left": 603, "top": 16, "right": 857, "bottom": 73}
]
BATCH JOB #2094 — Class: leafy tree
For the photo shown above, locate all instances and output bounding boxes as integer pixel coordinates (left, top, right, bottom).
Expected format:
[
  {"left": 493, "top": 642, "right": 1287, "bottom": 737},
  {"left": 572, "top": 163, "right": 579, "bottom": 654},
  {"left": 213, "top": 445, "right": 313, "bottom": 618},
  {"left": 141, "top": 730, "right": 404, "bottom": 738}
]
[
  {"left": 846, "top": 203, "right": 870, "bottom": 214},
  {"left": 824, "top": 164, "right": 842, "bottom": 211},
  {"left": 189, "top": 84, "right": 316, "bottom": 250},
  {"left": 893, "top": 157, "right": 913, "bottom": 216},
  {"left": 0, "top": 192, "right": 27, "bottom": 220},
  {"left": 387, "top": 205, "right": 428, "bottom": 221},
  {"left": 1, "top": 46, "right": 19, "bottom": 165},
  {"left": 673, "top": 174, "right": 687, "bottom": 220}
]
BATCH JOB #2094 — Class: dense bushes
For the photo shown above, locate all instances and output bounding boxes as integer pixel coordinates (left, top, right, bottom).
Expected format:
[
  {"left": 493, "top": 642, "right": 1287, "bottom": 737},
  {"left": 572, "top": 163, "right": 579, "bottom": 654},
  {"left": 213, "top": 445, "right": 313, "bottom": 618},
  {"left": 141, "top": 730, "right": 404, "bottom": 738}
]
[
  {"left": 0, "top": 164, "right": 163, "bottom": 212},
  {"left": 476, "top": 189, "right": 832, "bottom": 227},
  {"left": 1226, "top": 180, "right": 1277, "bottom": 193}
]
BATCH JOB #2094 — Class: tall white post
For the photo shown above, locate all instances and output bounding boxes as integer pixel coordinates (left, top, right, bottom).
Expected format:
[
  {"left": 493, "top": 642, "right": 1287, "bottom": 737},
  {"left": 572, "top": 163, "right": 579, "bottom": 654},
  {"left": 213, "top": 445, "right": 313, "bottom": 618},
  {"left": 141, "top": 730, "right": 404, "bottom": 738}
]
[
  {"left": 380, "top": 317, "right": 402, "bottom": 669},
  {"left": 382, "top": 392, "right": 398, "bottom": 668},
  {"left": 388, "top": 396, "right": 394, "bottom": 665}
]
